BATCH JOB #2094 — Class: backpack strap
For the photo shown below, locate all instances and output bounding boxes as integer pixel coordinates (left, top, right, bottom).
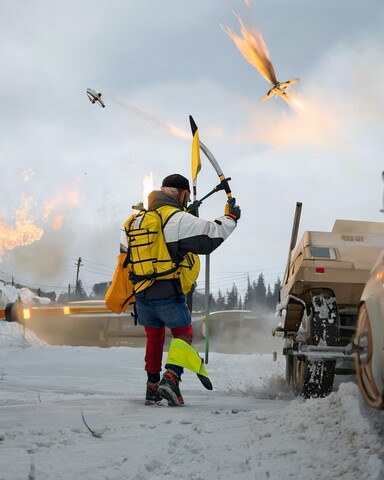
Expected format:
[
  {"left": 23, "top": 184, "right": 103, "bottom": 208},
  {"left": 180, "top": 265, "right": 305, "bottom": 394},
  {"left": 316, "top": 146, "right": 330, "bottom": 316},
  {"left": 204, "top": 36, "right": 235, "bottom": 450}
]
[{"left": 160, "top": 208, "right": 180, "bottom": 229}]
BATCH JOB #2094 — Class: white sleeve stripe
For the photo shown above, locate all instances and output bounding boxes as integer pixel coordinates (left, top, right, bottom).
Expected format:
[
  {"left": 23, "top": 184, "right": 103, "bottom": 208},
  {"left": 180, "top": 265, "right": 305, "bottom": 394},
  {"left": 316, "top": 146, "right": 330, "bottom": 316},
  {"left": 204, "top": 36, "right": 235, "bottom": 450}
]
[{"left": 163, "top": 211, "right": 236, "bottom": 243}]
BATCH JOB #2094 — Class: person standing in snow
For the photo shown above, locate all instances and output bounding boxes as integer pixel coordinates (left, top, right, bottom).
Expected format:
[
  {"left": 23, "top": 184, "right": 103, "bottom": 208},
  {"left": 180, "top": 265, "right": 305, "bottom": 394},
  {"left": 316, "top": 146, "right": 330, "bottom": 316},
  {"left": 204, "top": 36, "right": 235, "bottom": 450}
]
[{"left": 120, "top": 174, "right": 241, "bottom": 406}]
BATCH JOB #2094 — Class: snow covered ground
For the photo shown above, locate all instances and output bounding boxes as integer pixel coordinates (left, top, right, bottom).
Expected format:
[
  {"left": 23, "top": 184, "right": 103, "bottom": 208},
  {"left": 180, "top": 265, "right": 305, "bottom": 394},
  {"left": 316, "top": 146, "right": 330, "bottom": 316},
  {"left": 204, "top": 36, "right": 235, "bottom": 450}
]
[{"left": 1, "top": 321, "right": 383, "bottom": 480}]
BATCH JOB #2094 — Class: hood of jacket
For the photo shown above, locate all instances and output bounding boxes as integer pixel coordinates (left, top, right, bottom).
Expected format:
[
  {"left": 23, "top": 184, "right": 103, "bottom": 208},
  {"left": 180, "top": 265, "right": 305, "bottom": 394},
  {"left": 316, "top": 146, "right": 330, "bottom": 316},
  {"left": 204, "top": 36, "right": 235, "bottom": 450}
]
[{"left": 148, "top": 190, "right": 182, "bottom": 211}]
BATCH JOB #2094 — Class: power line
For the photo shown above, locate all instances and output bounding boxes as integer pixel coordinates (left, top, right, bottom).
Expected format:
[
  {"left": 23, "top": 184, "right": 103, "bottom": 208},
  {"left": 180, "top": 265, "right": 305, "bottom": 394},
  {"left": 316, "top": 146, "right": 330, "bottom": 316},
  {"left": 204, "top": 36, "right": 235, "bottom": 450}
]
[{"left": 81, "top": 258, "right": 115, "bottom": 268}]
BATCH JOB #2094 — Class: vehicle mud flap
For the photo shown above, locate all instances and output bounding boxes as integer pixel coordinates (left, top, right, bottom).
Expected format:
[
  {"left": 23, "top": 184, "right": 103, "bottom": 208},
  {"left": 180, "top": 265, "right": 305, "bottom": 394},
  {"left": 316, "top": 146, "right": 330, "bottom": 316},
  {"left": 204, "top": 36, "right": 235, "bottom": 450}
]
[
  {"left": 310, "top": 291, "right": 340, "bottom": 346},
  {"left": 298, "top": 359, "right": 336, "bottom": 399},
  {"left": 294, "top": 291, "right": 340, "bottom": 398}
]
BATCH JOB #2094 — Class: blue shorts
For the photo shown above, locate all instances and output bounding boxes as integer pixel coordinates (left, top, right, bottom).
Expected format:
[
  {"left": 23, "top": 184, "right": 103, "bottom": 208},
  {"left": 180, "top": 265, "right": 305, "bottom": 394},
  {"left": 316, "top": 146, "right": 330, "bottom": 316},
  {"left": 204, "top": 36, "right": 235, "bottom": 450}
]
[{"left": 135, "top": 294, "right": 191, "bottom": 329}]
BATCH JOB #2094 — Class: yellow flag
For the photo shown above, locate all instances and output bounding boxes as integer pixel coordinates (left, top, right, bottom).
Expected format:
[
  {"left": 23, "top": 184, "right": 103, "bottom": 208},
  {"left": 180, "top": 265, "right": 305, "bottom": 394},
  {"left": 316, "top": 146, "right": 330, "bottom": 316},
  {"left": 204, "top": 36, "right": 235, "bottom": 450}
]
[
  {"left": 166, "top": 338, "right": 207, "bottom": 375},
  {"left": 191, "top": 127, "right": 201, "bottom": 183}
]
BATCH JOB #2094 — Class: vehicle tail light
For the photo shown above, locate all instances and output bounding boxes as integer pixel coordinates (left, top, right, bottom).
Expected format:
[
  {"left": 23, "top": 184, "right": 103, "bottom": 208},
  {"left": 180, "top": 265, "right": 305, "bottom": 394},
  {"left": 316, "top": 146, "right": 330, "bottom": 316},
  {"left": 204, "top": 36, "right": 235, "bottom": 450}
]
[{"left": 315, "top": 267, "right": 325, "bottom": 273}]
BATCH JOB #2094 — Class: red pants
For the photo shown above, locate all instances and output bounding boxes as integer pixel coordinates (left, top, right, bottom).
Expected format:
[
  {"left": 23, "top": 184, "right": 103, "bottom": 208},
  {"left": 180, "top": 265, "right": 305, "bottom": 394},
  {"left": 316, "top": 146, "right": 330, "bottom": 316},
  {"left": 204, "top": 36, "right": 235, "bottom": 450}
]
[{"left": 144, "top": 325, "right": 193, "bottom": 374}]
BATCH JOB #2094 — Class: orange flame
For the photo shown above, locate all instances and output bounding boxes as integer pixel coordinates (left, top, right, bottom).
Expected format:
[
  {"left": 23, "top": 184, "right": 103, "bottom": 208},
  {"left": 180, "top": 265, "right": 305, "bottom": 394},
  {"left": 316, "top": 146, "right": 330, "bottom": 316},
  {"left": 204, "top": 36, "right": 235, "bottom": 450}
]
[
  {"left": 42, "top": 187, "right": 81, "bottom": 226},
  {"left": 286, "top": 90, "right": 305, "bottom": 111},
  {"left": 0, "top": 177, "right": 83, "bottom": 259},
  {"left": 143, "top": 172, "right": 154, "bottom": 209},
  {"left": 221, "top": 12, "right": 301, "bottom": 106},
  {"left": 221, "top": 13, "right": 278, "bottom": 86},
  {"left": 52, "top": 213, "right": 65, "bottom": 231},
  {"left": 0, "top": 195, "right": 44, "bottom": 261}
]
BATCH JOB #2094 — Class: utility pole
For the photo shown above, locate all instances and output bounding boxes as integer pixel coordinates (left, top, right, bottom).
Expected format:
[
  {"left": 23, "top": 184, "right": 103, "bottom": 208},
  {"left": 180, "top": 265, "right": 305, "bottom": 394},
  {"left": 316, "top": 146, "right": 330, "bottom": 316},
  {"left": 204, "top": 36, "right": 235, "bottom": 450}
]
[{"left": 75, "top": 257, "right": 82, "bottom": 294}]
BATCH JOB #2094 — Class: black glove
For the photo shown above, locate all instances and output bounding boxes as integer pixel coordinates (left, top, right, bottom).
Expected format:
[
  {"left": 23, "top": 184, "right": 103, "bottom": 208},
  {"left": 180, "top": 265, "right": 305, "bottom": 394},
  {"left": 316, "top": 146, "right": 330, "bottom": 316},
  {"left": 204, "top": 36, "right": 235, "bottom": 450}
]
[
  {"left": 187, "top": 200, "right": 201, "bottom": 216},
  {"left": 224, "top": 198, "right": 241, "bottom": 221}
]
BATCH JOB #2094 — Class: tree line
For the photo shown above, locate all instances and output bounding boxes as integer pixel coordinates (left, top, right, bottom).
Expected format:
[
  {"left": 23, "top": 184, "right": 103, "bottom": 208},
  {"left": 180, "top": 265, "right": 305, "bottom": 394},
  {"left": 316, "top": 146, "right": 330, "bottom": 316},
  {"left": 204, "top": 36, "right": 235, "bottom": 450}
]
[
  {"left": 62, "top": 273, "right": 281, "bottom": 313},
  {"left": 191, "top": 274, "right": 281, "bottom": 312}
]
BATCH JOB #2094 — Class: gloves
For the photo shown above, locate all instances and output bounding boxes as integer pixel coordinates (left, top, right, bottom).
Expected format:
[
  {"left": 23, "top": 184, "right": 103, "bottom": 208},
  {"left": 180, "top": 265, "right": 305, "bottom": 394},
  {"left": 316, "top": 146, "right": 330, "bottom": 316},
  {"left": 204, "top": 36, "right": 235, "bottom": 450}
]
[
  {"left": 225, "top": 198, "right": 241, "bottom": 221},
  {"left": 187, "top": 200, "right": 201, "bottom": 216}
]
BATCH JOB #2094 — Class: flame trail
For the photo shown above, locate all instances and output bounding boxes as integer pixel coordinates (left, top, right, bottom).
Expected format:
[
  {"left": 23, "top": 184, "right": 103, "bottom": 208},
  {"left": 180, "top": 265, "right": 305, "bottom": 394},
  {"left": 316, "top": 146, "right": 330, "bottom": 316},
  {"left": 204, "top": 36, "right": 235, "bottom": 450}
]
[
  {"left": 221, "top": 13, "right": 278, "bottom": 86},
  {"left": 112, "top": 95, "right": 190, "bottom": 139},
  {"left": 221, "top": 12, "right": 299, "bottom": 104}
]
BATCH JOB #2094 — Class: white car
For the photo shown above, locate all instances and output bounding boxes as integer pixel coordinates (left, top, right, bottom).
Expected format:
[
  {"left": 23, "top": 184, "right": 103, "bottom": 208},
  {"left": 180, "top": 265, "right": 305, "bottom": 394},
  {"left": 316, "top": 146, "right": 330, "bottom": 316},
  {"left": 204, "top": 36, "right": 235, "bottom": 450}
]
[{"left": 354, "top": 249, "right": 384, "bottom": 409}]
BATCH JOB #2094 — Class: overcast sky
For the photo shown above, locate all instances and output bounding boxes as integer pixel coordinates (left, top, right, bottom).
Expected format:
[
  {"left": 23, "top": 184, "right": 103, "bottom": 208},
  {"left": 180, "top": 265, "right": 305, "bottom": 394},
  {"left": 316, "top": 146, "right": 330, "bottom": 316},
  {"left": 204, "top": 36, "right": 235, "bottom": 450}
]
[{"left": 1, "top": 0, "right": 383, "bottom": 297}]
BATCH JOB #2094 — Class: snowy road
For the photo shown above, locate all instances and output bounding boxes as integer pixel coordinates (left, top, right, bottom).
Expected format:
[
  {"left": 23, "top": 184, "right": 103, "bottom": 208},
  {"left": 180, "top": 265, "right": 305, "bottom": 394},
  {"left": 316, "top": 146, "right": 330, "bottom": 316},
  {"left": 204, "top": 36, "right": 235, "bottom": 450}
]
[{"left": 0, "top": 323, "right": 383, "bottom": 480}]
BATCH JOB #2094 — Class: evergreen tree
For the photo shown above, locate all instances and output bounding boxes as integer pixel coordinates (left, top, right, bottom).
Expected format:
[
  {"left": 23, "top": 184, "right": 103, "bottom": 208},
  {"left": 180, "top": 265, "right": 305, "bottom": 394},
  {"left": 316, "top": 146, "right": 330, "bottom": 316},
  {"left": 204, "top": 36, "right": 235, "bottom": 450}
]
[
  {"left": 243, "top": 275, "right": 253, "bottom": 310},
  {"left": 74, "top": 279, "right": 88, "bottom": 300},
  {"left": 207, "top": 274, "right": 280, "bottom": 313},
  {"left": 209, "top": 293, "right": 217, "bottom": 311},
  {"left": 191, "top": 291, "right": 204, "bottom": 311},
  {"left": 238, "top": 296, "right": 243, "bottom": 310},
  {"left": 266, "top": 283, "right": 275, "bottom": 311},
  {"left": 191, "top": 291, "right": 217, "bottom": 312},
  {"left": 254, "top": 273, "right": 267, "bottom": 311},
  {"left": 272, "top": 277, "right": 281, "bottom": 309},
  {"left": 216, "top": 289, "right": 226, "bottom": 311},
  {"left": 91, "top": 282, "right": 110, "bottom": 299},
  {"left": 226, "top": 284, "right": 239, "bottom": 310}
]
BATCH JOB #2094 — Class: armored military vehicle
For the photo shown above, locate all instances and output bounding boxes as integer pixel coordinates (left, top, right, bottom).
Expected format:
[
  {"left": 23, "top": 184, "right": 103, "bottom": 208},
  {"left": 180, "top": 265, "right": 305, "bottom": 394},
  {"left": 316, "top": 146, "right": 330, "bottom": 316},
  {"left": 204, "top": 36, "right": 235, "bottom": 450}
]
[{"left": 274, "top": 202, "right": 384, "bottom": 398}]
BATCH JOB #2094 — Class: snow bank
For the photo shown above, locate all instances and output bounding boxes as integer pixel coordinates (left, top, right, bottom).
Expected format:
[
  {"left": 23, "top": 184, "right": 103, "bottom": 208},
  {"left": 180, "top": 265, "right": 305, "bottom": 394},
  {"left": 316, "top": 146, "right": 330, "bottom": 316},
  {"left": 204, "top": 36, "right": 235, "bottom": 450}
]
[
  {"left": 0, "top": 336, "right": 383, "bottom": 479},
  {"left": 0, "top": 321, "right": 46, "bottom": 348},
  {"left": 0, "top": 281, "right": 52, "bottom": 307}
]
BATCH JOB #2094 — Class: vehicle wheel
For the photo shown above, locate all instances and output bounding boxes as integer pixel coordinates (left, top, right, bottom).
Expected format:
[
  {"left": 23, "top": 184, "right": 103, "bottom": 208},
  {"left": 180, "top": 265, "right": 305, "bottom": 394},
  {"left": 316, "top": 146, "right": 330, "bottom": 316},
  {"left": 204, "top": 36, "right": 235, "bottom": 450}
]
[
  {"left": 291, "top": 355, "right": 306, "bottom": 395},
  {"left": 296, "top": 292, "right": 339, "bottom": 398},
  {"left": 5, "top": 303, "right": 15, "bottom": 322},
  {"left": 355, "top": 303, "right": 384, "bottom": 409},
  {"left": 292, "top": 356, "right": 336, "bottom": 398},
  {"left": 285, "top": 353, "right": 293, "bottom": 386}
]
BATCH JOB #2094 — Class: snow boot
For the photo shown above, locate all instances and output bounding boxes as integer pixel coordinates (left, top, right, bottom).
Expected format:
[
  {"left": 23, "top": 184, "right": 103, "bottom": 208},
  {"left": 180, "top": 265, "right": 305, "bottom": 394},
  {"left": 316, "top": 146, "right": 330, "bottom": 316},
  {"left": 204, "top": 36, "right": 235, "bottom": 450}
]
[
  {"left": 145, "top": 381, "right": 162, "bottom": 406},
  {"left": 157, "top": 369, "right": 184, "bottom": 406}
]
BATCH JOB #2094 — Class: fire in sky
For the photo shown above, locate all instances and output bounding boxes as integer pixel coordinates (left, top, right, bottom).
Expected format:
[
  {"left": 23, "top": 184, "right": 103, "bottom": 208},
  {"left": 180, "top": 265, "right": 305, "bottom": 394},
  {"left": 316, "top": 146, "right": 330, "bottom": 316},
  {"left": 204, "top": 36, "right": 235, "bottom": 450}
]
[
  {"left": 0, "top": 195, "right": 43, "bottom": 261},
  {"left": 142, "top": 172, "right": 154, "bottom": 209},
  {"left": 0, "top": 180, "right": 82, "bottom": 260},
  {"left": 221, "top": 13, "right": 299, "bottom": 105},
  {"left": 42, "top": 185, "right": 81, "bottom": 230}
]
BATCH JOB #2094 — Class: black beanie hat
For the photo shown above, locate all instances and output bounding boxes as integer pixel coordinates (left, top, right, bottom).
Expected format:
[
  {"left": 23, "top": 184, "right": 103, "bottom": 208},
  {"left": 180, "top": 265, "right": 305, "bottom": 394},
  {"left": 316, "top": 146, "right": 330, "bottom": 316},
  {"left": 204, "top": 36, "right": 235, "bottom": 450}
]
[{"left": 161, "top": 174, "right": 190, "bottom": 192}]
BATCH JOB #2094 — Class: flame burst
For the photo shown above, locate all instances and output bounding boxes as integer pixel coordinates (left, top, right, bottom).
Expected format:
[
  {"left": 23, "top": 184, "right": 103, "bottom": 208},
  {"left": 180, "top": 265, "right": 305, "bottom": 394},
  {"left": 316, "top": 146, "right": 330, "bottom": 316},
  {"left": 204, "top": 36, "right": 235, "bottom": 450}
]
[
  {"left": 221, "top": 13, "right": 299, "bottom": 104},
  {"left": 221, "top": 13, "right": 278, "bottom": 86},
  {"left": 143, "top": 172, "right": 154, "bottom": 209},
  {"left": 0, "top": 178, "right": 82, "bottom": 260},
  {"left": 42, "top": 187, "right": 81, "bottom": 224},
  {"left": 0, "top": 196, "right": 44, "bottom": 261}
]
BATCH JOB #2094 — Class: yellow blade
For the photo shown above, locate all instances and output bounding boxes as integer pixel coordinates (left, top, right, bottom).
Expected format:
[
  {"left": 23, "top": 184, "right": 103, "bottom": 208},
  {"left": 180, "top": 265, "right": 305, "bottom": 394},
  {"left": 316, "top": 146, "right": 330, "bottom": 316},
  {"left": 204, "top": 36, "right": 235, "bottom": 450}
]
[{"left": 191, "top": 127, "right": 201, "bottom": 183}]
